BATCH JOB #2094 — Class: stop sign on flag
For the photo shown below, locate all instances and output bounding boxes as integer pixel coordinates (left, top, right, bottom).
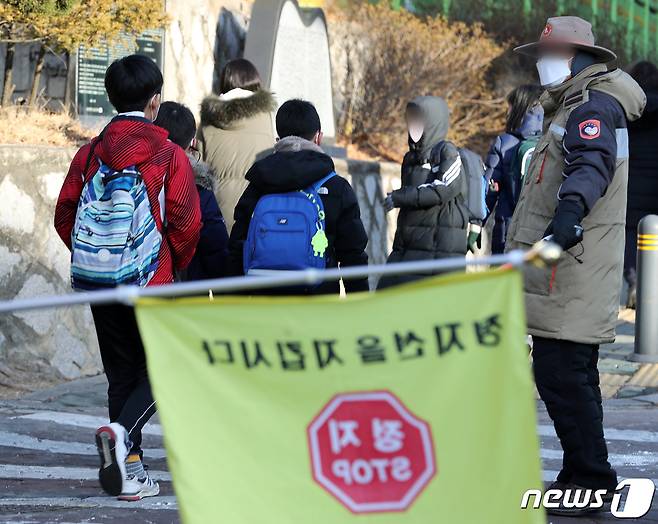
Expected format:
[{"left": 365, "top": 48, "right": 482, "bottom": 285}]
[{"left": 307, "top": 390, "right": 436, "bottom": 513}]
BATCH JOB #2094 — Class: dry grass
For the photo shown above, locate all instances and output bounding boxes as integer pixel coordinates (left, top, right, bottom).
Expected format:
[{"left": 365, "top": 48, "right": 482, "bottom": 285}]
[
  {"left": 329, "top": 3, "right": 506, "bottom": 162},
  {"left": 0, "top": 106, "right": 95, "bottom": 147}
]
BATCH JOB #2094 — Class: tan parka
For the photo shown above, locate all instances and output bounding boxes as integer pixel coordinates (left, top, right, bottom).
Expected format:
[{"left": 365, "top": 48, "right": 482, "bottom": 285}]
[{"left": 506, "top": 65, "right": 646, "bottom": 344}]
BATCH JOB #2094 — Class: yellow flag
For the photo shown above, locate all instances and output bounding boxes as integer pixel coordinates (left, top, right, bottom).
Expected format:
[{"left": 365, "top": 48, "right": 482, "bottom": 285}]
[{"left": 135, "top": 270, "right": 545, "bottom": 524}]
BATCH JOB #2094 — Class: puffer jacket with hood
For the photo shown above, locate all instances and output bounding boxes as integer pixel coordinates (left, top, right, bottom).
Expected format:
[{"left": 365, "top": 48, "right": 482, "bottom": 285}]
[
  {"left": 627, "top": 90, "right": 658, "bottom": 230},
  {"left": 506, "top": 65, "right": 646, "bottom": 344},
  {"left": 485, "top": 105, "right": 544, "bottom": 253},
  {"left": 624, "top": 90, "right": 658, "bottom": 278},
  {"left": 199, "top": 89, "right": 277, "bottom": 232},
  {"left": 181, "top": 157, "right": 229, "bottom": 281},
  {"left": 54, "top": 115, "right": 202, "bottom": 286},
  {"left": 379, "top": 96, "right": 469, "bottom": 289},
  {"left": 227, "top": 136, "right": 369, "bottom": 295}
]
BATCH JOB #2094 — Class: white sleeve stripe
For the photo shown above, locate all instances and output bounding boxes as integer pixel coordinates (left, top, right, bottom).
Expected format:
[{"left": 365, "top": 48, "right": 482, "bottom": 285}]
[
  {"left": 417, "top": 157, "right": 462, "bottom": 189},
  {"left": 443, "top": 158, "right": 462, "bottom": 175},
  {"left": 444, "top": 167, "right": 460, "bottom": 183},
  {"left": 442, "top": 163, "right": 461, "bottom": 184},
  {"left": 444, "top": 161, "right": 461, "bottom": 178}
]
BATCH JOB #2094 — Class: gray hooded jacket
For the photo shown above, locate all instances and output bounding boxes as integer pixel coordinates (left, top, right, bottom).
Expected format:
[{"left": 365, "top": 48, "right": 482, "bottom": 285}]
[{"left": 379, "top": 96, "right": 469, "bottom": 288}]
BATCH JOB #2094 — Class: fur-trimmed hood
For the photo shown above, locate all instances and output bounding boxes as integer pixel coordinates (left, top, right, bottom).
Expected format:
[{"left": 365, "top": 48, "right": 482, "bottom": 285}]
[
  {"left": 200, "top": 90, "right": 276, "bottom": 129},
  {"left": 187, "top": 153, "right": 215, "bottom": 192},
  {"left": 273, "top": 135, "right": 324, "bottom": 154}
]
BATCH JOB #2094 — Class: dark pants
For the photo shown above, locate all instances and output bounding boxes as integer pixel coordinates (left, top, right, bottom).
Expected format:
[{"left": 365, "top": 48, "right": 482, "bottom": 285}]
[
  {"left": 491, "top": 216, "right": 510, "bottom": 255},
  {"left": 91, "top": 304, "right": 156, "bottom": 458},
  {"left": 532, "top": 337, "right": 618, "bottom": 490}
]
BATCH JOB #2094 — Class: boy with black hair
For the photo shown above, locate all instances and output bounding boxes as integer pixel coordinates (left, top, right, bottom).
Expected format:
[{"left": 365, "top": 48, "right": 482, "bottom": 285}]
[
  {"left": 228, "top": 99, "right": 369, "bottom": 294},
  {"left": 55, "top": 54, "right": 201, "bottom": 501},
  {"left": 154, "top": 102, "right": 229, "bottom": 280}
]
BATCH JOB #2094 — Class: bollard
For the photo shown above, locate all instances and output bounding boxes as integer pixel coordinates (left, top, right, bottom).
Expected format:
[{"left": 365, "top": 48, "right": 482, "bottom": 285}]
[{"left": 632, "top": 214, "right": 658, "bottom": 363}]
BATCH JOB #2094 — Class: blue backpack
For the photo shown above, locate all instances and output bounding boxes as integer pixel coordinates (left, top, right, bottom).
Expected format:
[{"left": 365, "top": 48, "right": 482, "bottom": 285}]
[
  {"left": 243, "top": 172, "right": 336, "bottom": 275},
  {"left": 70, "top": 151, "right": 162, "bottom": 290}
]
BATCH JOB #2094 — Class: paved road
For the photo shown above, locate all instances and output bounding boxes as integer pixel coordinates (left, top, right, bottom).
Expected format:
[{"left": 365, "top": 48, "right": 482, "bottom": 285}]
[{"left": 0, "top": 376, "right": 656, "bottom": 523}]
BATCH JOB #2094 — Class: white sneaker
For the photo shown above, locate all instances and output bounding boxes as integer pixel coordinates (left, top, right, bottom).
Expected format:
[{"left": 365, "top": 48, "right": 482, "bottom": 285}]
[
  {"left": 95, "top": 423, "right": 128, "bottom": 496},
  {"left": 118, "top": 471, "right": 160, "bottom": 501}
]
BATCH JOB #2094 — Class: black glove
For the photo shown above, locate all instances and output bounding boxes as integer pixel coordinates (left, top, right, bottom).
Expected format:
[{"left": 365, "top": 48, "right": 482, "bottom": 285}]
[
  {"left": 544, "top": 199, "right": 585, "bottom": 250},
  {"left": 383, "top": 194, "right": 396, "bottom": 213}
]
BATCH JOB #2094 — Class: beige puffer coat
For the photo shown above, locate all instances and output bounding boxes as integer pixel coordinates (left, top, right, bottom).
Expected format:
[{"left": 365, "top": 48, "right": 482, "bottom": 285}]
[{"left": 198, "top": 90, "right": 276, "bottom": 232}]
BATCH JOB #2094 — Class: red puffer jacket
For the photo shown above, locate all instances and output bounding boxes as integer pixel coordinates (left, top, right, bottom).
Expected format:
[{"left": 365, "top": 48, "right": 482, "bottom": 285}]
[{"left": 54, "top": 116, "right": 202, "bottom": 286}]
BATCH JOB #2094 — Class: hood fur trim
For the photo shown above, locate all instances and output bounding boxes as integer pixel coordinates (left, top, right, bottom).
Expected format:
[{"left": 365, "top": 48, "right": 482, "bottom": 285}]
[
  {"left": 200, "top": 90, "right": 276, "bottom": 128},
  {"left": 187, "top": 153, "right": 215, "bottom": 191},
  {"left": 274, "top": 135, "right": 324, "bottom": 154}
]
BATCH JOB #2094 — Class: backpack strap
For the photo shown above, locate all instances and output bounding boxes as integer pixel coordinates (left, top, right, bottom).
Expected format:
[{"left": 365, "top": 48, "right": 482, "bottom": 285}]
[
  {"left": 82, "top": 135, "right": 102, "bottom": 181},
  {"left": 311, "top": 171, "right": 337, "bottom": 192}
]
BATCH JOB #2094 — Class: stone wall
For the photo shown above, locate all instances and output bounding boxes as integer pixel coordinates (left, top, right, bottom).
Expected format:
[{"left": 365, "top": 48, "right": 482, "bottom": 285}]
[
  {"left": 0, "top": 145, "right": 399, "bottom": 387},
  {"left": 0, "top": 146, "right": 102, "bottom": 388},
  {"left": 334, "top": 158, "right": 399, "bottom": 267}
]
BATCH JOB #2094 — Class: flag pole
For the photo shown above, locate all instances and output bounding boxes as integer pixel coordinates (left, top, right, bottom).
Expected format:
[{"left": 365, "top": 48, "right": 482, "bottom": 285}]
[{"left": 0, "top": 242, "right": 561, "bottom": 314}]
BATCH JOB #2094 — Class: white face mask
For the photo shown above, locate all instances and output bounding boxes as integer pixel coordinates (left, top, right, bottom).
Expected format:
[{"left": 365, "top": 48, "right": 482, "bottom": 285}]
[
  {"left": 408, "top": 123, "right": 424, "bottom": 143},
  {"left": 536, "top": 56, "right": 572, "bottom": 88}
]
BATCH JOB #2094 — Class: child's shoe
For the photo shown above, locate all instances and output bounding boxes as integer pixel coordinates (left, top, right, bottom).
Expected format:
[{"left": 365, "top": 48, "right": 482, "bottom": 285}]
[{"left": 95, "top": 423, "right": 129, "bottom": 496}]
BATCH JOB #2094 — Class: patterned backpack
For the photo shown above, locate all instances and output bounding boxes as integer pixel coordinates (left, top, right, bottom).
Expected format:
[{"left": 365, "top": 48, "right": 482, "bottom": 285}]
[{"left": 70, "top": 140, "right": 162, "bottom": 290}]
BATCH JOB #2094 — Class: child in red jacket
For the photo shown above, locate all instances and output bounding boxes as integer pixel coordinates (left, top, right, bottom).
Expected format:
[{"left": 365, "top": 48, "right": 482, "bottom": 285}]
[{"left": 54, "top": 55, "right": 201, "bottom": 501}]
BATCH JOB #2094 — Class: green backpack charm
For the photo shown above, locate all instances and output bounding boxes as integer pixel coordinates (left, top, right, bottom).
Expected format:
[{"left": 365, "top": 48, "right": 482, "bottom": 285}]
[{"left": 311, "top": 228, "right": 329, "bottom": 257}]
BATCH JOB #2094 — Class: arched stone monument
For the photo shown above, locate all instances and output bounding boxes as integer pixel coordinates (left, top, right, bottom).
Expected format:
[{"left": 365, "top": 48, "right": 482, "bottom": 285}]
[{"left": 244, "top": 0, "right": 336, "bottom": 141}]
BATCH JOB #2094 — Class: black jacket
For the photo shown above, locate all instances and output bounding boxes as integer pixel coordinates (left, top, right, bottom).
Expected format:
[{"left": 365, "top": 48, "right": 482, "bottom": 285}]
[
  {"left": 181, "top": 158, "right": 229, "bottom": 281},
  {"left": 380, "top": 97, "right": 469, "bottom": 288},
  {"left": 228, "top": 137, "right": 369, "bottom": 294},
  {"left": 627, "top": 91, "right": 658, "bottom": 229}
]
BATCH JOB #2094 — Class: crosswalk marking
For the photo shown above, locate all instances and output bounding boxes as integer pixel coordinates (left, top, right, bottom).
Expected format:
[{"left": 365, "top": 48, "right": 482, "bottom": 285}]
[
  {"left": 538, "top": 424, "right": 658, "bottom": 443},
  {"left": 17, "top": 411, "right": 657, "bottom": 445},
  {"left": 2, "top": 426, "right": 654, "bottom": 469},
  {"left": 16, "top": 411, "right": 163, "bottom": 436},
  {"left": 542, "top": 469, "right": 658, "bottom": 486},
  {"left": 540, "top": 447, "right": 658, "bottom": 467},
  {"left": 3, "top": 409, "right": 656, "bottom": 506},
  {"left": 0, "top": 496, "right": 178, "bottom": 510},
  {"left": 0, "top": 464, "right": 171, "bottom": 482},
  {"left": 0, "top": 430, "right": 166, "bottom": 459}
]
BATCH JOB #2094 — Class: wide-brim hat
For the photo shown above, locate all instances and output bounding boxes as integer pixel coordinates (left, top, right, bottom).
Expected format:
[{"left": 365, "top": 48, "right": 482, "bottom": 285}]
[{"left": 514, "top": 16, "right": 617, "bottom": 63}]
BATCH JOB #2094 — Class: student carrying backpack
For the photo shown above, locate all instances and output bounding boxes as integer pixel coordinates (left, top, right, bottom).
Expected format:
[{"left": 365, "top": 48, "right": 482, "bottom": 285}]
[
  {"left": 243, "top": 170, "right": 336, "bottom": 275},
  {"left": 485, "top": 85, "right": 543, "bottom": 254},
  {"left": 154, "top": 101, "right": 230, "bottom": 281},
  {"left": 227, "top": 99, "right": 369, "bottom": 294},
  {"left": 511, "top": 134, "right": 540, "bottom": 185},
  {"left": 68, "top": 128, "right": 163, "bottom": 290},
  {"left": 379, "top": 96, "right": 469, "bottom": 288},
  {"left": 54, "top": 55, "right": 201, "bottom": 502}
]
